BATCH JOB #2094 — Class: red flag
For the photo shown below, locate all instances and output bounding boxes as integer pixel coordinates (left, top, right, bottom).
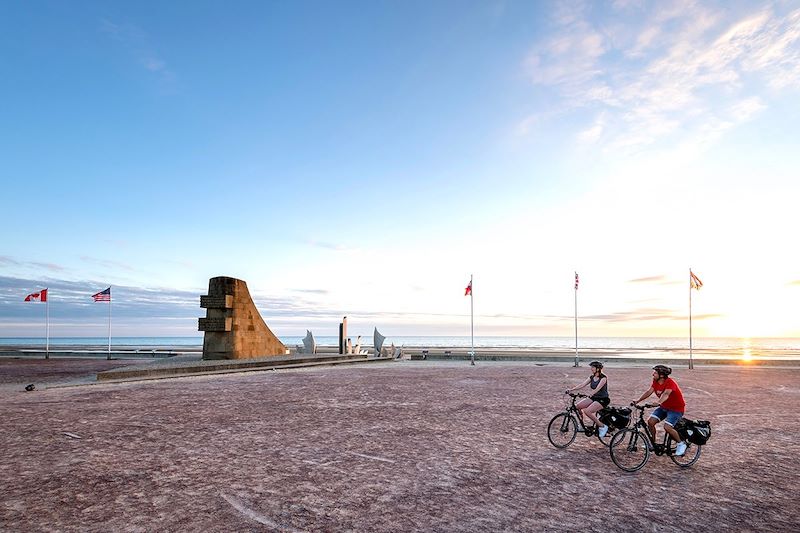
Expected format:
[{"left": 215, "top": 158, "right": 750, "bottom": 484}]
[
  {"left": 690, "top": 271, "right": 703, "bottom": 290},
  {"left": 24, "top": 289, "right": 48, "bottom": 302},
  {"left": 464, "top": 281, "right": 472, "bottom": 296},
  {"left": 92, "top": 287, "right": 111, "bottom": 302}
]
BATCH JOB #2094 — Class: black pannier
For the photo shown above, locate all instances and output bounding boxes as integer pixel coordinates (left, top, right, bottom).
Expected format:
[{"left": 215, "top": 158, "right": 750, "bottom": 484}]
[
  {"left": 675, "top": 418, "right": 711, "bottom": 445},
  {"left": 598, "top": 406, "right": 632, "bottom": 429}
]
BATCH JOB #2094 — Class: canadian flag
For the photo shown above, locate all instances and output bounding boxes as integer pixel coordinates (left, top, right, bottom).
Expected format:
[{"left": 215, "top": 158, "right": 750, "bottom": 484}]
[{"left": 24, "top": 288, "right": 48, "bottom": 302}]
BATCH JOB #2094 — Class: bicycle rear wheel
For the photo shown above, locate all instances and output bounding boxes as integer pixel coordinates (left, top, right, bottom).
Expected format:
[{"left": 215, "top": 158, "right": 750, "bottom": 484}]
[
  {"left": 547, "top": 413, "right": 578, "bottom": 448},
  {"left": 668, "top": 439, "right": 702, "bottom": 467},
  {"left": 609, "top": 428, "right": 650, "bottom": 472}
]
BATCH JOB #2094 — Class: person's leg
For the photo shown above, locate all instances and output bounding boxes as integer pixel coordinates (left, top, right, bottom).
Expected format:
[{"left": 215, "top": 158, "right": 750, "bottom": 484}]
[
  {"left": 584, "top": 401, "right": 603, "bottom": 427},
  {"left": 663, "top": 411, "right": 684, "bottom": 451},
  {"left": 575, "top": 398, "right": 592, "bottom": 426},
  {"left": 648, "top": 406, "right": 668, "bottom": 442}
]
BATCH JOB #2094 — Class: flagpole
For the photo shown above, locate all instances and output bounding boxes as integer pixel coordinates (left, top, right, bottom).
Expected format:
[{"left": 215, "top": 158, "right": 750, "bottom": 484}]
[
  {"left": 470, "top": 274, "right": 475, "bottom": 366},
  {"left": 689, "top": 269, "right": 693, "bottom": 370},
  {"left": 45, "top": 291, "right": 50, "bottom": 360},
  {"left": 107, "top": 287, "right": 112, "bottom": 360},
  {"left": 574, "top": 273, "right": 579, "bottom": 367}
]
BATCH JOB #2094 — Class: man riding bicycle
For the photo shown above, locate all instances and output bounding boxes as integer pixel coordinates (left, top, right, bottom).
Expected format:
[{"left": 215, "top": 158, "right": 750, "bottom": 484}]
[{"left": 633, "top": 364, "right": 689, "bottom": 456}]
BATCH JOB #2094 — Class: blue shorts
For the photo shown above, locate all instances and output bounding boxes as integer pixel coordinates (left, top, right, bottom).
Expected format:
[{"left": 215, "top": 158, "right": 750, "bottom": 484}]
[{"left": 649, "top": 406, "right": 683, "bottom": 427}]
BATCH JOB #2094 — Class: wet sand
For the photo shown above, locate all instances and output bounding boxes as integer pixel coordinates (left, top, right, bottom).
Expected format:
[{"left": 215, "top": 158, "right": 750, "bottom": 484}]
[{"left": 1, "top": 361, "right": 797, "bottom": 532}]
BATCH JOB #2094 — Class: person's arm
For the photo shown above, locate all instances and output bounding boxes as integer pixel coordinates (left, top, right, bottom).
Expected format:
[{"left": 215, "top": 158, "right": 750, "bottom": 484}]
[
  {"left": 654, "top": 389, "right": 672, "bottom": 405},
  {"left": 595, "top": 377, "right": 608, "bottom": 391},
  {"left": 566, "top": 377, "right": 591, "bottom": 393},
  {"left": 635, "top": 386, "right": 655, "bottom": 404}
]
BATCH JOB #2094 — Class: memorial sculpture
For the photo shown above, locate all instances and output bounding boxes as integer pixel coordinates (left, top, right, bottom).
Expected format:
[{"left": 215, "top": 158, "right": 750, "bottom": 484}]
[
  {"left": 198, "top": 276, "right": 286, "bottom": 360},
  {"left": 302, "top": 330, "right": 317, "bottom": 355},
  {"left": 373, "top": 327, "right": 386, "bottom": 357},
  {"left": 339, "top": 316, "right": 348, "bottom": 354}
]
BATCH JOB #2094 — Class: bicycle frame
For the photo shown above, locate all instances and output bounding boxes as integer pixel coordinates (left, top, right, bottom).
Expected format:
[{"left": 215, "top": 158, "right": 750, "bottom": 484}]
[
  {"left": 563, "top": 393, "right": 597, "bottom": 434},
  {"left": 629, "top": 404, "right": 679, "bottom": 455},
  {"left": 609, "top": 404, "right": 702, "bottom": 472},
  {"left": 547, "top": 392, "right": 623, "bottom": 450}
]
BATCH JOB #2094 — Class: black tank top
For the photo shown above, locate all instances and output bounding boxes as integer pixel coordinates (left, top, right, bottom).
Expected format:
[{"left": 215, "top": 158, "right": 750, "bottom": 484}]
[{"left": 590, "top": 376, "right": 609, "bottom": 399}]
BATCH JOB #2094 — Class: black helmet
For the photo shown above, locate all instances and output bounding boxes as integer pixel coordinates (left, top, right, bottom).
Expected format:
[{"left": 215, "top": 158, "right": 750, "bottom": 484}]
[
  {"left": 653, "top": 364, "right": 672, "bottom": 377},
  {"left": 589, "top": 361, "right": 604, "bottom": 369}
]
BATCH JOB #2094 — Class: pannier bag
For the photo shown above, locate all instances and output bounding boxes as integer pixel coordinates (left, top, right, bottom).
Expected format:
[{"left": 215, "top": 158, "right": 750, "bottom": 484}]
[
  {"left": 598, "top": 407, "right": 632, "bottom": 429},
  {"left": 675, "top": 419, "right": 711, "bottom": 445}
]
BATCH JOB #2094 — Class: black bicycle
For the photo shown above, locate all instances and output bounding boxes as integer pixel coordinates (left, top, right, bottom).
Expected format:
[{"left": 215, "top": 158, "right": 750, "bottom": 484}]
[
  {"left": 547, "top": 392, "right": 619, "bottom": 448},
  {"left": 608, "top": 404, "right": 702, "bottom": 472}
]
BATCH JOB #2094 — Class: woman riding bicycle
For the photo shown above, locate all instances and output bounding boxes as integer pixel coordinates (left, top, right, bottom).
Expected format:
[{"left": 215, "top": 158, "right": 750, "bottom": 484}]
[
  {"left": 633, "top": 364, "right": 689, "bottom": 456},
  {"left": 565, "top": 361, "right": 611, "bottom": 438}
]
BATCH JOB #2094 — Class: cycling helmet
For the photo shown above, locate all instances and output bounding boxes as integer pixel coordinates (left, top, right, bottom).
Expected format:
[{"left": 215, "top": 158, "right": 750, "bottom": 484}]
[
  {"left": 653, "top": 364, "right": 672, "bottom": 377},
  {"left": 589, "top": 361, "right": 604, "bottom": 369}
]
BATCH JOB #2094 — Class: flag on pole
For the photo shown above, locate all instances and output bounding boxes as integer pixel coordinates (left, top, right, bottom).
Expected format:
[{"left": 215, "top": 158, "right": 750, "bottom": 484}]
[
  {"left": 92, "top": 287, "right": 111, "bottom": 302},
  {"left": 24, "top": 289, "right": 48, "bottom": 302},
  {"left": 464, "top": 280, "right": 472, "bottom": 296},
  {"left": 574, "top": 272, "right": 579, "bottom": 290},
  {"left": 690, "top": 271, "right": 703, "bottom": 290}
]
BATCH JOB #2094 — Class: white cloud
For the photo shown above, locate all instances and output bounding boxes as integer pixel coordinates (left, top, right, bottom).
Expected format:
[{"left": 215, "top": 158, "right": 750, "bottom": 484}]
[
  {"left": 523, "top": 2, "right": 799, "bottom": 153},
  {"left": 577, "top": 112, "right": 605, "bottom": 143}
]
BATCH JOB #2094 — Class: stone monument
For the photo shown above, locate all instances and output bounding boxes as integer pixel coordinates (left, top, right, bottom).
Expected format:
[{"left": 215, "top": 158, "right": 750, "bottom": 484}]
[
  {"left": 198, "top": 276, "right": 286, "bottom": 360},
  {"left": 338, "top": 316, "right": 348, "bottom": 354}
]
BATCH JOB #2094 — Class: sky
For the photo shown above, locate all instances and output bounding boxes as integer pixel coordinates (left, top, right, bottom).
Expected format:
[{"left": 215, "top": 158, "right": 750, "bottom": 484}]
[{"left": 1, "top": 0, "right": 799, "bottom": 340}]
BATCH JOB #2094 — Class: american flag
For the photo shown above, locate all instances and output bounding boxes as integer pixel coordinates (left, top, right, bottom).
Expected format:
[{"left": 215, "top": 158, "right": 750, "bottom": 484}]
[
  {"left": 574, "top": 272, "right": 579, "bottom": 290},
  {"left": 690, "top": 271, "right": 703, "bottom": 290},
  {"left": 92, "top": 287, "right": 111, "bottom": 302}
]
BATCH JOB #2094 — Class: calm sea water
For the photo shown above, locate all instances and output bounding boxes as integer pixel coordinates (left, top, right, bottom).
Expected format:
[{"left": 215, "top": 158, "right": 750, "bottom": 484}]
[{"left": 1, "top": 335, "right": 799, "bottom": 352}]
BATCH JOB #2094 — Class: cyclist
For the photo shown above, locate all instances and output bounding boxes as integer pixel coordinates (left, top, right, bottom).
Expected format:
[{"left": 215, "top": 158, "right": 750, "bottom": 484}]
[
  {"left": 633, "top": 364, "right": 688, "bottom": 456},
  {"left": 565, "top": 361, "right": 611, "bottom": 437}
]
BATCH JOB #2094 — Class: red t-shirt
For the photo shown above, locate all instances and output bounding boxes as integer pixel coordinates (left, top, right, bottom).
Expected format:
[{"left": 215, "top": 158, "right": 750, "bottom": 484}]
[{"left": 652, "top": 377, "right": 685, "bottom": 412}]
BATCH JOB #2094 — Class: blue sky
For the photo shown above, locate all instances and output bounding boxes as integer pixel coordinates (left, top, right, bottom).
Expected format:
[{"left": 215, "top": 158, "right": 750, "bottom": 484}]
[{"left": 2, "top": 0, "right": 799, "bottom": 339}]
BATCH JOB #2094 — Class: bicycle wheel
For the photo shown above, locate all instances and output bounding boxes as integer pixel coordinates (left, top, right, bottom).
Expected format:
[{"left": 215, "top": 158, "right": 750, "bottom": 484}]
[
  {"left": 609, "top": 428, "right": 650, "bottom": 472},
  {"left": 668, "top": 439, "right": 702, "bottom": 467},
  {"left": 547, "top": 413, "right": 578, "bottom": 448}
]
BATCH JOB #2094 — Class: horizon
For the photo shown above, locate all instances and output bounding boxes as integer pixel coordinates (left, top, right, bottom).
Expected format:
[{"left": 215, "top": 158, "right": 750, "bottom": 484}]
[
  {"left": 3, "top": 334, "right": 800, "bottom": 341},
  {"left": 2, "top": 1, "right": 799, "bottom": 338}
]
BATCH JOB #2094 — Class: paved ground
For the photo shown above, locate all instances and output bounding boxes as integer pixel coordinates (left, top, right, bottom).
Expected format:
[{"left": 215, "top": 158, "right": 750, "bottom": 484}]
[
  {"left": 1, "top": 360, "right": 797, "bottom": 532},
  {"left": 0, "top": 358, "right": 144, "bottom": 389}
]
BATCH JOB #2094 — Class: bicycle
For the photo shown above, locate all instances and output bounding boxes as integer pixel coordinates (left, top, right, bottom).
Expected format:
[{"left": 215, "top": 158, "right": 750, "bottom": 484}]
[
  {"left": 547, "top": 392, "right": 618, "bottom": 448},
  {"left": 608, "top": 403, "right": 702, "bottom": 472}
]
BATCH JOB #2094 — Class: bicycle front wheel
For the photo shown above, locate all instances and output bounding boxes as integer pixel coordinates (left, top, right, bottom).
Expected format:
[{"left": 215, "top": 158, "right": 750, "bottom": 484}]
[
  {"left": 547, "top": 413, "right": 578, "bottom": 448},
  {"left": 669, "top": 439, "right": 702, "bottom": 467},
  {"left": 609, "top": 428, "right": 650, "bottom": 472}
]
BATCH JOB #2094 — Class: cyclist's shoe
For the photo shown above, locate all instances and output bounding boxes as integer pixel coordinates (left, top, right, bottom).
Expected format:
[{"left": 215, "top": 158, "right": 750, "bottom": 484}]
[
  {"left": 675, "top": 441, "right": 688, "bottom": 456},
  {"left": 584, "top": 426, "right": 595, "bottom": 436},
  {"left": 598, "top": 425, "right": 609, "bottom": 438}
]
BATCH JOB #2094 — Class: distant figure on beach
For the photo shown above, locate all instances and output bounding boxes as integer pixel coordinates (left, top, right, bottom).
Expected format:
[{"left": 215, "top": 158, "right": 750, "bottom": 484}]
[
  {"left": 355, "top": 335, "right": 362, "bottom": 355},
  {"left": 565, "top": 361, "right": 611, "bottom": 438},
  {"left": 346, "top": 338, "right": 353, "bottom": 355},
  {"left": 633, "top": 364, "right": 688, "bottom": 456}
]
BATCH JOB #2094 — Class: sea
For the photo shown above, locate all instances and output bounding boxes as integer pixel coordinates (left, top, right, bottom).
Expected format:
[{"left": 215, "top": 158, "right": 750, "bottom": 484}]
[{"left": 1, "top": 335, "right": 799, "bottom": 356}]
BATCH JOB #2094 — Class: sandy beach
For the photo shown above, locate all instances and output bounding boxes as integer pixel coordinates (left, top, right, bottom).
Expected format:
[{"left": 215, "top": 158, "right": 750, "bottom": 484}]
[{"left": 1, "top": 358, "right": 798, "bottom": 532}]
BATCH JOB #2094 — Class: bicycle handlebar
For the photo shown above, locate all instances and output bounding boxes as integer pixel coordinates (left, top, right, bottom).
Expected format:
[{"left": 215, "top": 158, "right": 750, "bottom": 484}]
[
  {"left": 565, "top": 392, "right": 588, "bottom": 398},
  {"left": 630, "top": 402, "right": 659, "bottom": 409}
]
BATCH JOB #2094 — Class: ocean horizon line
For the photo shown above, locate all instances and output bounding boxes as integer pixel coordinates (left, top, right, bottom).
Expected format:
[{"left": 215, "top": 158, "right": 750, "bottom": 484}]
[{"left": 2, "top": 335, "right": 800, "bottom": 353}]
